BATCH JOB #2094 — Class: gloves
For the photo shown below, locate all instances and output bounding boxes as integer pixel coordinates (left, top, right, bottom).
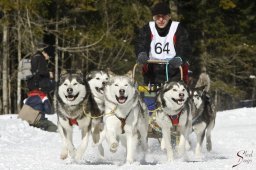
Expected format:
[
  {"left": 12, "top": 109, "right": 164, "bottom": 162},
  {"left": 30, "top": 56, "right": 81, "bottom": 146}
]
[
  {"left": 168, "top": 56, "right": 183, "bottom": 68},
  {"left": 137, "top": 52, "right": 148, "bottom": 64}
]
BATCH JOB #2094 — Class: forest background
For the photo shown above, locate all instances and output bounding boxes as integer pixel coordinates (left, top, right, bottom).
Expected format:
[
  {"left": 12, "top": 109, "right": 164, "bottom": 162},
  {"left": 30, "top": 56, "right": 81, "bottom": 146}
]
[{"left": 0, "top": 0, "right": 255, "bottom": 114}]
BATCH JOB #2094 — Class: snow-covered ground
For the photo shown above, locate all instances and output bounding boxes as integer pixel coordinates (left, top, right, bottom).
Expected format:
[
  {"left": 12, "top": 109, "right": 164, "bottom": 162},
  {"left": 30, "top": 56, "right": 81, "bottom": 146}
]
[{"left": 0, "top": 107, "right": 255, "bottom": 170}]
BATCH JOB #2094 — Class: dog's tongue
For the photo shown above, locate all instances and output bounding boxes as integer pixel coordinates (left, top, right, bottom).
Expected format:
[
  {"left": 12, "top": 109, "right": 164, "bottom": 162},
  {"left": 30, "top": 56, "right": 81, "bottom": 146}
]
[
  {"left": 177, "top": 99, "right": 184, "bottom": 105},
  {"left": 99, "top": 87, "right": 104, "bottom": 94},
  {"left": 172, "top": 98, "right": 185, "bottom": 105},
  {"left": 117, "top": 96, "right": 126, "bottom": 104},
  {"left": 67, "top": 95, "right": 75, "bottom": 101},
  {"left": 96, "top": 87, "right": 104, "bottom": 94}
]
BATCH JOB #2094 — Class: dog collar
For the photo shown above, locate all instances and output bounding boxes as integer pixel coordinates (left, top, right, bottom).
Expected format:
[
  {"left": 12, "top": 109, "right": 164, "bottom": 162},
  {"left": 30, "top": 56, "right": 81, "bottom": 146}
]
[{"left": 69, "top": 118, "right": 78, "bottom": 126}]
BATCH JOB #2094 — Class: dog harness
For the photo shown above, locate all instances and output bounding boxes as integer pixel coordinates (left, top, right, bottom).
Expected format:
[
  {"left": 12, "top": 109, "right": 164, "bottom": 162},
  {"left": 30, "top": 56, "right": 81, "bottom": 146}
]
[
  {"left": 115, "top": 111, "right": 131, "bottom": 134},
  {"left": 168, "top": 110, "right": 182, "bottom": 126}
]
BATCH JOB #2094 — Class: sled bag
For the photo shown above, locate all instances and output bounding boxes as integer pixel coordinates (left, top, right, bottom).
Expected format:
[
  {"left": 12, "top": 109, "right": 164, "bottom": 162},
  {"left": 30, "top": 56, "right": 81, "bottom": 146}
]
[{"left": 18, "top": 104, "right": 41, "bottom": 125}]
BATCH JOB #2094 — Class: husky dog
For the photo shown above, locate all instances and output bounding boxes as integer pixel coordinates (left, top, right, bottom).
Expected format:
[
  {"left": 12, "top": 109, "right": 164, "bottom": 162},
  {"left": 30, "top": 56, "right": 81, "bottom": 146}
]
[
  {"left": 86, "top": 70, "right": 109, "bottom": 157},
  {"left": 190, "top": 87, "right": 216, "bottom": 158},
  {"left": 155, "top": 81, "right": 192, "bottom": 161},
  {"left": 56, "top": 70, "right": 102, "bottom": 161},
  {"left": 103, "top": 75, "right": 148, "bottom": 163},
  {"left": 86, "top": 70, "right": 109, "bottom": 113}
]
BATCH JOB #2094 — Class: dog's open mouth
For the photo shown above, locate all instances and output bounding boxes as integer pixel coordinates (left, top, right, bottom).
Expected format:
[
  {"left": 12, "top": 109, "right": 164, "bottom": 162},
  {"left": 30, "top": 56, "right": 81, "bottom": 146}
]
[
  {"left": 115, "top": 95, "right": 128, "bottom": 104},
  {"left": 95, "top": 87, "right": 104, "bottom": 94},
  {"left": 172, "top": 98, "right": 185, "bottom": 105},
  {"left": 65, "top": 93, "right": 79, "bottom": 101}
]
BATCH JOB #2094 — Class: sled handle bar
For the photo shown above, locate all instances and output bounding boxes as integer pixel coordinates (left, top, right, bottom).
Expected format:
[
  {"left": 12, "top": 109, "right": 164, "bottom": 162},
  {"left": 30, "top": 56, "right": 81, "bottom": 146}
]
[
  {"left": 132, "top": 61, "right": 183, "bottom": 81},
  {"left": 146, "top": 60, "right": 169, "bottom": 64}
]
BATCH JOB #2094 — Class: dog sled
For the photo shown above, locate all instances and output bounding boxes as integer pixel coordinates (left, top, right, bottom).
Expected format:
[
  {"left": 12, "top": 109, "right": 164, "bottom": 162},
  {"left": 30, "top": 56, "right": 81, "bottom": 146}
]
[{"left": 132, "top": 60, "right": 185, "bottom": 146}]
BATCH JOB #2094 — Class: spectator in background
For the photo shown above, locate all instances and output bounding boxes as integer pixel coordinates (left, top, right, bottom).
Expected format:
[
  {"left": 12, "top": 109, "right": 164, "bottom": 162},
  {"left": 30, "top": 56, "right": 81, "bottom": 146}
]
[{"left": 25, "top": 45, "right": 57, "bottom": 132}]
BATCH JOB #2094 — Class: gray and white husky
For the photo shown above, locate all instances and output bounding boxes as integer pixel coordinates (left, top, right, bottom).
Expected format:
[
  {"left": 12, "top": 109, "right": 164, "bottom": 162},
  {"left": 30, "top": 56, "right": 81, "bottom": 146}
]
[
  {"left": 155, "top": 81, "right": 192, "bottom": 161},
  {"left": 56, "top": 70, "right": 102, "bottom": 161},
  {"left": 103, "top": 75, "right": 148, "bottom": 163},
  {"left": 190, "top": 87, "right": 216, "bottom": 158}
]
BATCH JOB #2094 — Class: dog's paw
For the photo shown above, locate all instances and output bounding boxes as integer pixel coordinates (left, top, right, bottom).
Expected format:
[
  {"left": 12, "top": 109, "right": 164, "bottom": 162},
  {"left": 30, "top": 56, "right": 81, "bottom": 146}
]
[
  {"left": 60, "top": 148, "right": 68, "bottom": 160},
  {"left": 166, "top": 149, "right": 174, "bottom": 162},
  {"left": 60, "top": 153, "right": 68, "bottom": 160},
  {"left": 98, "top": 144, "right": 105, "bottom": 159},
  {"left": 110, "top": 142, "right": 118, "bottom": 153},
  {"left": 206, "top": 141, "right": 212, "bottom": 151},
  {"left": 167, "top": 153, "right": 174, "bottom": 162},
  {"left": 194, "top": 151, "right": 203, "bottom": 161}
]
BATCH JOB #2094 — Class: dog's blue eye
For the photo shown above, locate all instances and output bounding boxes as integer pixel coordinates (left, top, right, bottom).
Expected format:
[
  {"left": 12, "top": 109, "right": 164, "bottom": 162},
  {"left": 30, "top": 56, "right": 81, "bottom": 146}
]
[
  {"left": 73, "top": 83, "right": 77, "bottom": 85},
  {"left": 64, "top": 83, "right": 68, "bottom": 86},
  {"left": 173, "top": 89, "right": 177, "bottom": 92}
]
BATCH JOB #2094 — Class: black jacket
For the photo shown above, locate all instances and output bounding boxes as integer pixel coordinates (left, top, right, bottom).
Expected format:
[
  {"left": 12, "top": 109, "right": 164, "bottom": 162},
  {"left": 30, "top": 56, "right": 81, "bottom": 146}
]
[
  {"left": 134, "top": 21, "right": 192, "bottom": 84},
  {"left": 27, "top": 52, "right": 55, "bottom": 93},
  {"left": 31, "top": 52, "right": 50, "bottom": 78}
]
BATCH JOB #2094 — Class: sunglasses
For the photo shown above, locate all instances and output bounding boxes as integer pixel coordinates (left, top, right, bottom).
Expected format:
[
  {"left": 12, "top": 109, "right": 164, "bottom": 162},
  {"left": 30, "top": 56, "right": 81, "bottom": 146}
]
[{"left": 153, "top": 14, "right": 170, "bottom": 21}]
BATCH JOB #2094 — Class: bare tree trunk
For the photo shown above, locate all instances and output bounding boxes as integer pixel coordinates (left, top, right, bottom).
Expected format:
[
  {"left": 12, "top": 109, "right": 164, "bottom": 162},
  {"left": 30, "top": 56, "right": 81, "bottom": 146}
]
[
  {"left": 0, "top": 49, "right": 1, "bottom": 112},
  {"left": 53, "top": 1, "right": 59, "bottom": 112},
  {"left": 26, "top": 7, "right": 35, "bottom": 51},
  {"left": 8, "top": 76, "right": 11, "bottom": 114},
  {"left": 61, "top": 38, "right": 65, "bottom": 70},
  {"left": 2, "top": 23, "right": 9, "bottom": 114},
  {"left": 104, "top": 0, "right": 109, "bottom": 37},
  {"left": 17, "top": 1, "right": 22, "bottom": 112}
]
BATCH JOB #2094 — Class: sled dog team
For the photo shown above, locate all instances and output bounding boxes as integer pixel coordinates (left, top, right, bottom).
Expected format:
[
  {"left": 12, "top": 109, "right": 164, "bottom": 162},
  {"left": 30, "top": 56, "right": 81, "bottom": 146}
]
[{"left": 56, "top": 69, "right": 216, "bottom": 163}]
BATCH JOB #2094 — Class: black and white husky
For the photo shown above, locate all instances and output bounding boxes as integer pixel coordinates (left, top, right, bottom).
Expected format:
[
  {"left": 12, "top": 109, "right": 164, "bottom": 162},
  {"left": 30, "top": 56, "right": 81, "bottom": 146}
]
[
  {"left": 86, "top": 70, "right": 109, "bottom": 113},
  {"left": 56, "top": 70, "right": 102, "bottom": 161},
  {"left": 86, "top": 70, "right": 109, "bottom": 157},
  {"left": 190, "top": 87, "right": 216, "bottom": 158},
  {"left": 103, "top": 75, "right": 148, "bottom": 163},
  {"left": 155, "top": 81, "right": 192, "bottom": 161}
]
